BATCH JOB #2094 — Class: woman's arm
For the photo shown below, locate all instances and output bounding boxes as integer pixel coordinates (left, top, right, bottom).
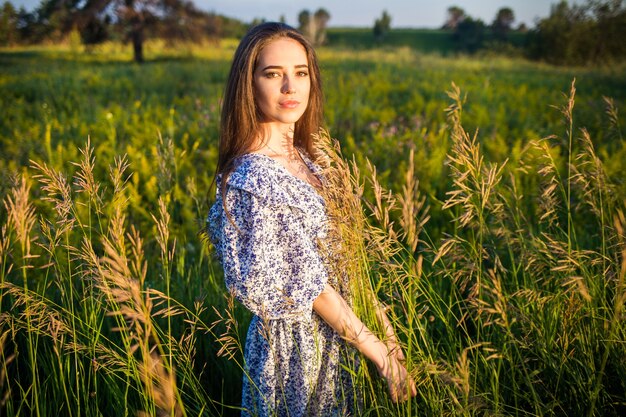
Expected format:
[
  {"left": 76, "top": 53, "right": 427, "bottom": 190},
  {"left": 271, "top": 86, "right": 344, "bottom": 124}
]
[
  {"left": 374, "top": 302, "right": 406, "bottom": 362},
  {"left": 312, "top": 284, "right": 417, "bottom": 403}
]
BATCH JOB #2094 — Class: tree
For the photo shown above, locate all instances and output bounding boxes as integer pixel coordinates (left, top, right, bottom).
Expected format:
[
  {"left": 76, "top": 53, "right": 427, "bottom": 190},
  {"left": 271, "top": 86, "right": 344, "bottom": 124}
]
[
  {"left": 312, "top": 8, "right": 330, "bottom": 45},
  {"left": 492, "top": 7, "right": 515, "bottom": 41},
  {"left": 453, "top": 17, "right": 485, "bottom": 52},
  {"left": 27, "top": 0, "right": 223, "bottom": 62},
  {"left": 80, "top": 13, "right": 109, "bottom": 46},
  {"left": 373, "top": 9, "right": 391, "bottom": 40},
  {"left": 527, "top": 0, "right": 626, "bottom": 65},
  {"left": 35, "top": 0, "right": 82, "bottom": 42},
  {"left": 157, "top": 0, "right": 224, "bottom": 45},
  {"left": 0, "top": 1, "right": 19, "bottom": 45},
  {"left": 443, "top": 6, "right": 465, "bottom": 30},
  {"left": 297, "top": 8, "right": 330, "bottom": 46},
  {"left": 115, "top": 0, "right": 157, "bottom": 62},
  {"left": 15, "top": 6, "right": 36, "bottom": 41},
  {"left": 589, "top": 0, "right": 626, "bottom": 61},
  {"left": 298, "top": 9, "right": 311, "bottom": 39}
]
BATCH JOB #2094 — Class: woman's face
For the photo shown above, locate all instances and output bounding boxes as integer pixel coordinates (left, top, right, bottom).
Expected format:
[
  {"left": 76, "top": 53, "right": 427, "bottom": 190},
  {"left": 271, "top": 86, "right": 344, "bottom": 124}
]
[{"left": 253, "top": 37, "right": 311, "bottom": 128}]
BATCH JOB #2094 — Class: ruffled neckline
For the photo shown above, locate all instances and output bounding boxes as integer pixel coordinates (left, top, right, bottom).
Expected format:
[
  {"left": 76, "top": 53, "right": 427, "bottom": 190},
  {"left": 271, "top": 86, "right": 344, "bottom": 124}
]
[
  {"left": 238, "top": 149, "right": 324, "bottom": 192},
  {"left": 218, "top": 150, "right": 327, "bottom": 216}
]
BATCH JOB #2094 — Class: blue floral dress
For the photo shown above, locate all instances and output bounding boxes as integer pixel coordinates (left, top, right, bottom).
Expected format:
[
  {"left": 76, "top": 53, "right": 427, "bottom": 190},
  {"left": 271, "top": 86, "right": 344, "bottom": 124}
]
[{"left": 207, "top": 152, "right": 360, "bottom": 417}]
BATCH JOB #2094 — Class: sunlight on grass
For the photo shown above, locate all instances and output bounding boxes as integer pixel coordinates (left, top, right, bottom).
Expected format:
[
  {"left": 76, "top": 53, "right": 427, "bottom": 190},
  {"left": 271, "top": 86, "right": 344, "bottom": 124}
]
[{"left": 1, "top": 40, "right": 625, "bottom": 416}]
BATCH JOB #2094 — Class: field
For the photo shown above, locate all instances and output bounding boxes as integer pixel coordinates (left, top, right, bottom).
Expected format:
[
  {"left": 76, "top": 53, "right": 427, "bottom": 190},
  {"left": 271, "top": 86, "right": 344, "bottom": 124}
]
[
  {"left": 1, "top": 32, "right": 626, "bottom": 417},
  {"left": 326, "top": 27, "right": 527, "bottom": 52}
]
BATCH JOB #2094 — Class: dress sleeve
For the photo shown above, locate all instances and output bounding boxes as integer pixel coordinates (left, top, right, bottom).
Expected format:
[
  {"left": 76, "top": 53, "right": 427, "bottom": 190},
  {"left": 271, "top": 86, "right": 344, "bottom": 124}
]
[{"left": 218, "top": 185, "right": 328, "bottom": 320}]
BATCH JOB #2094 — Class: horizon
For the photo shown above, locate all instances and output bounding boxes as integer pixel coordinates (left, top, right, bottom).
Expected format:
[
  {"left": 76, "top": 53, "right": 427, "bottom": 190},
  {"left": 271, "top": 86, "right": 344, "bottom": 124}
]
[{"left": 6, "top": 0, "right": 588, "bottom": 29}]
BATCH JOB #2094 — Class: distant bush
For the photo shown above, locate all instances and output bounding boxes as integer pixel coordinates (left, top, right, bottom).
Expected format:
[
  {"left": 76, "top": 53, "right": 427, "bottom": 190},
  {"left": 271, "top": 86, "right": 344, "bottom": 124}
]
[
  {"left": 452, "top": 17, "right": 486, "bottom": 53},
  {"left": 528, "top": 0, "right": 626, "bottom": 65}
]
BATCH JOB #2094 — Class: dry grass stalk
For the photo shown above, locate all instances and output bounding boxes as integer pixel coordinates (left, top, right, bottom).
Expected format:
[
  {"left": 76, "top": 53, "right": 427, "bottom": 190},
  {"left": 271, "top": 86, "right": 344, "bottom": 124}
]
[
  {"left": 108, "top": 154, "right": 131, "bottom": 246},
  {"left": 558, "top": 79, "right": 576, "bottom": 136},
  {"left": 364, "top": 159, "right": 396, "bottom": 236},
  {"left": 449, "top": 343, "right": 492, "bottom": 412},
  {"left": 0, "top": 225, "right": 11, "bottom": 276},
  {"left": 398, "top": 149, "right": 430, "bottom": 253},
  {"left": 314, "top": 131, "right": 372, "bottom": 301},
  {"left": 72, "top": 138, "right": 103, "bottom": 212},
  {"left": 471, "top": 269, "right": 511, "bottom": 328},
  {"left": 31, "top": 160, "right": 75, "bottom": 232},
  {"left": 561, "top": 276, "right": 592, "bottom": 302},
  {"left": 530, "top": 137, "right": 562, "bottom": 229},
  {"left": 603, "top": 96, "right": 623, "bottom": 141},
  {"left": 211, "top": 293, "right": 241, "bottom": 361},
  {"left": 443, "top": 82, "right": 506, "bottom": 221},
  {"left": 321, "top": 136, "right": 389, "bottom": 306},
  {"left": 0, "top": 282, "right": 69, "bottom": 340},
  {"left": 82, "top": 220, "right": 184, "bottom": 415},
  {"left": 110, "top": 154, "right": 131, "bottom": 197},
  {"left": 152, "top": 196, "right": 176, "bottom": 264},
  {"left": 156, "top": 133, "right": 175, "bottom": 194},
  {"left": 441, "top": 83, "right": 509, "bottom": 299},
  {"left": 148, "top": 288, "right": 186, "bottom": 319},
  {"left": 0, "top": 328, "right": 14, "bottom": 408},
  {"left": 4, "top": 176, "right": 37, "bottom": 260},
  {"left": 614, "top": 209, "right": 626, "bottom": 296},
  {"left": 311, "top": 131, "right": 421, "bottom": 375},
  {"left": 137, "top": 351, "right": 183, "bottom": 417},
  {"left": 562, "top": 80, "right": 576, "bottom": 247},
  {"left": 361, "top": 160, "right": 407, "bottom": 284},
  {"left": 571, "top": 128, "right": 614, "bottom": 220}
]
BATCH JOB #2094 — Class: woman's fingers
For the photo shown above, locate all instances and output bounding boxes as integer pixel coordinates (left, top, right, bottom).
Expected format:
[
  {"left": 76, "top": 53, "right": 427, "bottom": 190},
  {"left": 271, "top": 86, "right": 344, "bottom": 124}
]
[{"left": 385, "top": 357, "right": 417, "bottom": 403}]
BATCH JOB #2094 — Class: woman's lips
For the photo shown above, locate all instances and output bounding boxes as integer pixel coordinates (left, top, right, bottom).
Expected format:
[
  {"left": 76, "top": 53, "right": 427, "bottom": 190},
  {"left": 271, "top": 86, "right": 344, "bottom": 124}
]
[{"left": 279, "top": 100, "right": 300, "bottom": 109}]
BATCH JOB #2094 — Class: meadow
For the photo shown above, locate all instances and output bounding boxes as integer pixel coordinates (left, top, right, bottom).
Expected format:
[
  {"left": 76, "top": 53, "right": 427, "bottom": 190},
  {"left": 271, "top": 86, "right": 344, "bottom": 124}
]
[
  {"left": 325, "top": 27, "right": 528, "bottom": 53},
  {"left": 0, "top": 34, "right": 625, "bottom": 416}
]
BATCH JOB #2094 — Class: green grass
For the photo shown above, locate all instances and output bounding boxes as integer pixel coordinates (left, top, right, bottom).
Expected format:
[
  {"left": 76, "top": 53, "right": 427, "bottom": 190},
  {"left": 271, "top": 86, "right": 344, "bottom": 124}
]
[{"left": 0, "top": 40, "right": 625, "bottom": 416}]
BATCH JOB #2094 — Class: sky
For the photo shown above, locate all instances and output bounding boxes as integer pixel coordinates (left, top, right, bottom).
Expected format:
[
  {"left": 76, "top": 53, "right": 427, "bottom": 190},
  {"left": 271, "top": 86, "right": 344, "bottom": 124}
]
[{"left": 9, "top": 0, "right": 584, "bottom": 28}]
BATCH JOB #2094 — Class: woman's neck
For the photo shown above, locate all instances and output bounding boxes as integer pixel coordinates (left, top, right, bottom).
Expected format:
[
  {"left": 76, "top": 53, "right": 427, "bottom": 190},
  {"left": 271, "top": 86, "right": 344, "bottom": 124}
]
[
  {"left": 252, "top": 122, "right": 321, "bottom": 189},
  {"left": 256, "top": 123, "right": 298, "bottom": 159}
]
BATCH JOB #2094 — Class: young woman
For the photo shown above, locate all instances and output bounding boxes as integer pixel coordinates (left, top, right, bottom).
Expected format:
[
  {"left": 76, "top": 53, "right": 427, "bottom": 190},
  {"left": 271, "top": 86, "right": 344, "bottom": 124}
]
[{"left": 207, "top": 22, "right": 416, "bottom": 416}]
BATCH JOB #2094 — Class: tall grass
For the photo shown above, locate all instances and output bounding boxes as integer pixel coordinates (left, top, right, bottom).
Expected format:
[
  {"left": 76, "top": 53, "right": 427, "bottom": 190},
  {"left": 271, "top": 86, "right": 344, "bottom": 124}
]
[
  {"left": 0, "top": 139, "right": 231, "bottom": 416},
  {"left": 0, "top": 43, "right": 625, "bottom": 415},
  {"left": 209, "top": 80, "right": 626, "bottom": 416}
]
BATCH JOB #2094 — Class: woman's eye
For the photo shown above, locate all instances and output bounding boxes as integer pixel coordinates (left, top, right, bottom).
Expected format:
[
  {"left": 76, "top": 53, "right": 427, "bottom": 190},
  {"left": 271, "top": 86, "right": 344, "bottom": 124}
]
[
  {"left": 265, "top": 72, "right": 280, "bottom": 78},
  {"left": 297, "top": 71, "right": 309, "bottom": 77}
]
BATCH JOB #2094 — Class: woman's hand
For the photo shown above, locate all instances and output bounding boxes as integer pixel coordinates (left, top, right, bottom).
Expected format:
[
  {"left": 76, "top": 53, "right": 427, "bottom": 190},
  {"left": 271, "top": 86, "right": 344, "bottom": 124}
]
[
  {"left": 313, "top": 286, "right": 417, "bottom": 403},
  {"left": 374, "top": 302, "right": 415, "bottom": 401},
  {"left": 377, "top": 354, "right": 417, "bottom": 403}
]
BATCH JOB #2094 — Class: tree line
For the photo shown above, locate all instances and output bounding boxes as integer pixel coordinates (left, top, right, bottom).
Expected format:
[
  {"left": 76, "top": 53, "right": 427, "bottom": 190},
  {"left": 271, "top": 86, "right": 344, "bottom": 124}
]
[
  {"left": 443, "top": 1, "right": 626, "bottom": 64},
  {"left": 1, "top": 0, "right": 625, "bottom": 65},
  {"left": 528, "top": 0, "right": 626, "bottom": 65},
  {"left": 0, "top": 0, "right": 249, "bottom": 62},
  {"left": 442, "top": 5, "right": 520, "bottom": 53}
]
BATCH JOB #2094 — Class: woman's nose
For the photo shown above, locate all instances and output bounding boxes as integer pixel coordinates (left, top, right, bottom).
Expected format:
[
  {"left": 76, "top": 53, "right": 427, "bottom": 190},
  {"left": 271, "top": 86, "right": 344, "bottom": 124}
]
[{"left": 281, "top": 77, "right": 295, "bottom": 94}]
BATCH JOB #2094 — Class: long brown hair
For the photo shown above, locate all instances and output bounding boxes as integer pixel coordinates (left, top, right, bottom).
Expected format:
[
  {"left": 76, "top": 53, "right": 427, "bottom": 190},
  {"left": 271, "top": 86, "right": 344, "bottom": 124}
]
[{"left": 215, "top": 22, "right": 324, "bottom": 192}]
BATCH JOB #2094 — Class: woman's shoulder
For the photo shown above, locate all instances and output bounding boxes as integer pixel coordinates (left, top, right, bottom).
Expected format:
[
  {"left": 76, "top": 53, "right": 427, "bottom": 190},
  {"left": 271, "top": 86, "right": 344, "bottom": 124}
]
[
  {"left": 208, "top": 154, "right": 275, "bottom": 228},
  {"left": 227, "top": 153, "right": 276, "bottom": 194}
]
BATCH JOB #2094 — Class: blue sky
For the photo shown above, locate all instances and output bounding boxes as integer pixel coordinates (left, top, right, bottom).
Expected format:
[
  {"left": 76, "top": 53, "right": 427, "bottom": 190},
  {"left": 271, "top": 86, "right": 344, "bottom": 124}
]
[{"left": 10, "top": 0, "right": 583, "bottom": 28}]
